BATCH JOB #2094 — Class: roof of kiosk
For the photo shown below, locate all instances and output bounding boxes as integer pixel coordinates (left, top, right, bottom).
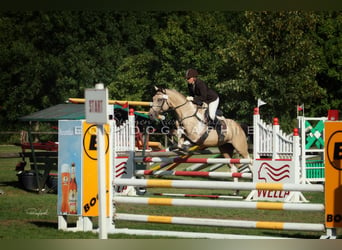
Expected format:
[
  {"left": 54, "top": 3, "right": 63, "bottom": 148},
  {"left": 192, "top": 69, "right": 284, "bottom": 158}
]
[{"left": 19, "top": 103, "right": 149, "bottom": 122}]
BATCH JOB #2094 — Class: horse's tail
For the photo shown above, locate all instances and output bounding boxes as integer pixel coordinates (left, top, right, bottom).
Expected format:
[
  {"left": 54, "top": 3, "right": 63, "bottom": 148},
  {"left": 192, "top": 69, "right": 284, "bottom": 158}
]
[
  {"left": 240, "top": 123, "right": 253, "bottom": 142},
  {"left": 240, "top": 123, "right": 248, "bottom": 136},
  {"left": 239, "top": 123, "right": 253, "bottom": 154}
]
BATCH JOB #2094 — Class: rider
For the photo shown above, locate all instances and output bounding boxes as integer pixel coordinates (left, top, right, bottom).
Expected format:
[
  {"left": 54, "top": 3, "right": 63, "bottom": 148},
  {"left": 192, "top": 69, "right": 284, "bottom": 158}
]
[{"left": 185, "top": 68, "right": 220, "bottom": 128}]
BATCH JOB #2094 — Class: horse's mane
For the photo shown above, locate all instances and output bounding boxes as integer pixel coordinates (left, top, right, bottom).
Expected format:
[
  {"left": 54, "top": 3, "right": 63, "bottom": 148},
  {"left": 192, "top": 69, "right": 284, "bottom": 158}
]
[
  {"left": 168, "top": 88, "right": 186, "bottom": 99},
  {"left": 156, "top": 87, "right": 186, "bottom": 100}
]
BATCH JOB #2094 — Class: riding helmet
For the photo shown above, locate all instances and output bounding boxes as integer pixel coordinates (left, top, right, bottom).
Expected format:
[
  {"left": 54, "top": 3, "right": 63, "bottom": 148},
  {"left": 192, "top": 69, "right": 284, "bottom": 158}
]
[{"left": 185, "top": 68, "right": 198, "bottom": 79}]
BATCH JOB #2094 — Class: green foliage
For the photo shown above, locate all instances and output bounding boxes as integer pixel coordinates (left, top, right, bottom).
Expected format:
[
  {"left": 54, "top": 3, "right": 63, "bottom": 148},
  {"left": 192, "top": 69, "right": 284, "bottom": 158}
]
[
  {"left": 219, "top": 11, "right": 329, "bottom": 129},
  {"left": 315, "top": 11, "right": 342, "bottom": 115},
  {"left": 152, "top": 12, "right": 234, "bottom": 93},
  {"left": 108, "top": 52, "right": 159, "bottom": 101}
]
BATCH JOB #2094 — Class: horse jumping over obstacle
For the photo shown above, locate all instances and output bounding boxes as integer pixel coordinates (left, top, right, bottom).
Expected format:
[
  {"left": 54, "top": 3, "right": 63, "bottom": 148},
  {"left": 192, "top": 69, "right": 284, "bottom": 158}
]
[{"left": 148, "top": 87, "right": 252, "bottom": 175}]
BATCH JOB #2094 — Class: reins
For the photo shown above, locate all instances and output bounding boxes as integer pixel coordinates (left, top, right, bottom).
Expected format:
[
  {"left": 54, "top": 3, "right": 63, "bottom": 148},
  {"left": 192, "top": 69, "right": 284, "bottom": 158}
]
[
  {"left": 178, "top": 105, "right": 207, "bottom": 126},
  {"left": 151, "top": 90, "right": 208, "bottom": 126}
]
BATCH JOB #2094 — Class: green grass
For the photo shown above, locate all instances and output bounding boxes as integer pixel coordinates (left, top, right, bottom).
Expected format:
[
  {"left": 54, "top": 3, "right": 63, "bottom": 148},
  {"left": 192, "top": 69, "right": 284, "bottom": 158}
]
[{"left": 0, "top": 145, "right": 340, "bottom": 239}]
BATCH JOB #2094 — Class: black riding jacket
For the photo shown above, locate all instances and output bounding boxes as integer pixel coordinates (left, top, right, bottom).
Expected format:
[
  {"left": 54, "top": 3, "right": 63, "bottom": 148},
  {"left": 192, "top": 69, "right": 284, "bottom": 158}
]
[{"left": 188, "top": 79, "right": 218, "bottom": 106}]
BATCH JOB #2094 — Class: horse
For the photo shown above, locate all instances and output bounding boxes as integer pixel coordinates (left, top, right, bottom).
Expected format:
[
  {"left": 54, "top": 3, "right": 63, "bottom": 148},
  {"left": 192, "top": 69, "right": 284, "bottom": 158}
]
[{"left": 148, "top": 87, "right": 252, "bottom": 188}]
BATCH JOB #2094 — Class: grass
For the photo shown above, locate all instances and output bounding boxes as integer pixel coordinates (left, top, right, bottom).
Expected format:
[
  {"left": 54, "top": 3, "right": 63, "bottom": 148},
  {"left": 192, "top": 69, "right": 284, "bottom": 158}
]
[{"left": 0, "top": 145, "right": 340, "bottom": 239}]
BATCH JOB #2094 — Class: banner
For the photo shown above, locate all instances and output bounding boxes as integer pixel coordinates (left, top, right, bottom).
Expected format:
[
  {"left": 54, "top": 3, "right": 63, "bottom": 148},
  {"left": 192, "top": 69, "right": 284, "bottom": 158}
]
[
  {"left": 325, "top": 121, "right": 342, "bottom": 228},
  {"left": 58, "top": 120, "right": 83, "bottom": 215},
  {"left": 82, "top": 122, "right": 111, "bottom": 217}
]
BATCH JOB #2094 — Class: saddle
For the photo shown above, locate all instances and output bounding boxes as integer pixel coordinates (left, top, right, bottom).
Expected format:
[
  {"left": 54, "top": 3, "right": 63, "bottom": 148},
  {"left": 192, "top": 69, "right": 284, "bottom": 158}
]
[{"left": 197, "top": 109, "right": 227, "bottom": 145}]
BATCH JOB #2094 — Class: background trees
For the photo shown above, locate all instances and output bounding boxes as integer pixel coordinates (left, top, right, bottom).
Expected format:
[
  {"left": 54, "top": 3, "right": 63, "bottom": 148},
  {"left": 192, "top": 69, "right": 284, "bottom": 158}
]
[
  {"left": 220, "top": 11, "right": 328, "bottom": 129},
  {"left": 0, "top": 11, "right": 340, "bottom": 133}
]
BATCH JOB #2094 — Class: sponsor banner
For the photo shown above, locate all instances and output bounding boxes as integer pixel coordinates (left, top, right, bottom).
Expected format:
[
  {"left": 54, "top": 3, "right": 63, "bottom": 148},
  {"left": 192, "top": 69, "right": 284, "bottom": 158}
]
[
  {"left": 57, "top": 120, "right": 83, "bottom": 215},
  {"left": 325, "top": 121, "right": 342, "bottom": 228},
  {"left": 114, "top": 156, "right": 137, "bottom": 196},
  {"left": 82, "top": 122, "right": 111, "bottom": 217},
  {"left": 252, "top": 159, "right": 294, "bottom": 201}
]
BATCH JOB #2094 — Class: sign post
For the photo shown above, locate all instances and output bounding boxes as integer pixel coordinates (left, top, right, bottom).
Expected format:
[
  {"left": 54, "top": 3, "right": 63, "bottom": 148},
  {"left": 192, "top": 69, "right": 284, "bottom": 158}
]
[{"left": 85, "top": 83, "right": 109, "bottom": 239}]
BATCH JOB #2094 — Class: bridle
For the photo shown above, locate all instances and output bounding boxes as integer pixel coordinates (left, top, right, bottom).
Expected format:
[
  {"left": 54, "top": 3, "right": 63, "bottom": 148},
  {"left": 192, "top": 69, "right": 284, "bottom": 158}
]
[
  {"left": 150, "top": 93, "right": 171, "bottom": 114},
  {"left": 151, "top": 92, "right": 206, "bottom": 125}
]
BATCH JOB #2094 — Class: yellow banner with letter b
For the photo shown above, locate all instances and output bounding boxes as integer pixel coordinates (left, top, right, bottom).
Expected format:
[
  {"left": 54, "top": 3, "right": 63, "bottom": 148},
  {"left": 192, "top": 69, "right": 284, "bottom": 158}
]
[
  {"left": 82, "top": 122, "right": 110, "bottom": 217},
  {"left": 325, "top": 121, "right": 342, "bottom": 228}
]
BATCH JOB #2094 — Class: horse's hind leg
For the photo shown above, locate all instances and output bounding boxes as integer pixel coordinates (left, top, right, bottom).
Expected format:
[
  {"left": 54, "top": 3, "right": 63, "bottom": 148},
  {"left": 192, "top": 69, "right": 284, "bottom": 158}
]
[
  {"left": 231, "top": 136, "right": 252, "bottom": 173},
  {"left": 232, "top": 128, "right": 253, "bottom": 173},
  {"left": 219, "top": 143, "right": 240, "bottom": 195}
]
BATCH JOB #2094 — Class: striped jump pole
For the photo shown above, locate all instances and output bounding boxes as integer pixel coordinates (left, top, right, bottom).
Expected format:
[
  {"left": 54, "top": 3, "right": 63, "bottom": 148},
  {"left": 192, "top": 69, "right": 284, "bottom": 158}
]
[
  {"left": 164, "top": 145, "right": 202, "bottom": 171},
  {"left": 113, "top": 196, "right": 324, "bottom": 211},
  {"left": 109, "top": 228, "right": 287, "bottom": 239},
  {"left": 149, "top": 145, "right": 200, "bottom": 171},
  {"left": 152, "top": 193, "right": 244, "bottom": 199},
  {"left": 115, "top": 213, "right": 325, "bottom": 232},
  {"left": 135, "top": 170, "right": 252, "bottom": 179},
  {"left": 68, "top": 97, "right": 152, "bottom": 106},
  {"left": 113, "top": 178, "right": 324, "bottom": 192},
  {"left": 135, "top": 157, "right": 252, "bottom": 165},
  {"left": 184, "top": 154, "right": 222, "bottom": 172},
  {"left": 165, "top": 152, "right": 221, "bottom": 171},
  {"left": 134, "top": 148, "right": 221, "bottom": 157}
]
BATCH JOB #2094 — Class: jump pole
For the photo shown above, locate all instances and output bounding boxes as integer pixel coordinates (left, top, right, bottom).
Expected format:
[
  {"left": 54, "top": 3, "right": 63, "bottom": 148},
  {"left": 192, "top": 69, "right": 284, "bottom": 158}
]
[
  {"left": 69, "top": 97, "right": 151, "bottom": 107},
  {"left": 114, "top": 178, "right": 324, "bottom": 192},
  {"left": 136, "top": 157, "right": 252, "bottom": 165},
  {"left": 151, "top": 193, "right": 244, "bottom": 199},
  {"left": 114, "top": 196, "right": 324, "bottom": 211},
  {"left": 134, "top": 148, "right": 221, "bottom": 157},
  {"left": 115, "top": 213, "right": 325, "bottom": 232},
  {"left": 149, "top": 145, "right": 200, "bottom": 171},
  {"left": 135, "top": 169, "right": 252, "bottom": 179}
]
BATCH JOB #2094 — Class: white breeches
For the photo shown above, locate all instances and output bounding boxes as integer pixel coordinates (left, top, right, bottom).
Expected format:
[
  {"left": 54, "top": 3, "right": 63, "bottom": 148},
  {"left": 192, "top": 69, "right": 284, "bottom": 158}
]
[{"left": 208, "top": 98, "right": 219, "bottom": 121}]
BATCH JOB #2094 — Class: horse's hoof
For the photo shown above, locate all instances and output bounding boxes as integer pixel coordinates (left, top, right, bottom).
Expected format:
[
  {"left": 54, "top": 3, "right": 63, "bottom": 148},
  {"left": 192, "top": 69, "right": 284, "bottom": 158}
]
[
  {"left": 168, "top": 144, "right": 179, "bottom": 151},
  {"left": 181, "top": 145, "right": 190, "bottom": 151},
  {"left": 233, "top": 190, "right": 240, "bottom": 196}
]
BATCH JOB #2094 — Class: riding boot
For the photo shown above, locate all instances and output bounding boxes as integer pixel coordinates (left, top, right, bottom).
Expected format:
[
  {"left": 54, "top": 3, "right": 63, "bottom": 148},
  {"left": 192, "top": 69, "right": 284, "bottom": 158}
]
[
  {"left": 215, "top": 118, "right": 221, "bottom": 136},
  {"left": 207, "top": 118, "right": 213, "bottom": 130},
  {"left": 213, "top": 117, "right": 223, "bottom": 144}
]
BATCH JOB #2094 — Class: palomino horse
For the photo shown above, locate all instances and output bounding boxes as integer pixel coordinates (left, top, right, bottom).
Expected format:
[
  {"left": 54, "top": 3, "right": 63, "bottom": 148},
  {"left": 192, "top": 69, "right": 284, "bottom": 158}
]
[{"left": 148, "top": 87, "right": 252, "bottom": 183}]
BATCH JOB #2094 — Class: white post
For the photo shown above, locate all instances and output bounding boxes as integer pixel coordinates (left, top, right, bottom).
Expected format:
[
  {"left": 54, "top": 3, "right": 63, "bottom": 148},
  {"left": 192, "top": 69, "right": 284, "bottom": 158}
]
[
  {"left": 298, "top": 115, "right": 307, "bottom": 183},
  {"left": 97, "top": 124, "right": 107, "bottom": 239},
  {"left": 95, "top": 83, "right": 107, "bottom": 239},
  {"left": 273, "top": 118, "right": 279, "bottom": 159},
  {"left": 85, "top": 82, "right": 109, "bottom": 239},
  {"left": 293, "top": 128, "right": 300, "bottom": 184},
  {"left": 253, "top": 107, "right": 260, "bottom": 160}
]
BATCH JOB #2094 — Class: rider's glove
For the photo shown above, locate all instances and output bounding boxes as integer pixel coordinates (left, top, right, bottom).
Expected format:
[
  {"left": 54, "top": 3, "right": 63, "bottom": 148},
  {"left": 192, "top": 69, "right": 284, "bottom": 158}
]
[{"left": 186, "top": 96, "right": 194, "bottom": 101}]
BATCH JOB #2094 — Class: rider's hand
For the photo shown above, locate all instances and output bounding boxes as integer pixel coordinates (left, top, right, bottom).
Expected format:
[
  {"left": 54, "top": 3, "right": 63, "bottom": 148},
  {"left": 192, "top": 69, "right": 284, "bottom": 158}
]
[{"left": 186, "top": 96, "right": 194, "bottom": 101}]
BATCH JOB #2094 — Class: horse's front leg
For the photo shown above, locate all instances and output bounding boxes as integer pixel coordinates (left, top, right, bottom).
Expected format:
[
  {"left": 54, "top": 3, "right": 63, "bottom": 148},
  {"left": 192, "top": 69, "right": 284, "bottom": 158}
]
[
  {"left": 167, "top": 121, "right": 186, "bottom": 150},
  {"left": 174, "top": 121, "right": 188, "bottom": 149},
  {"left": 174, "top": 122, "right": 193, "bottom": 151}
]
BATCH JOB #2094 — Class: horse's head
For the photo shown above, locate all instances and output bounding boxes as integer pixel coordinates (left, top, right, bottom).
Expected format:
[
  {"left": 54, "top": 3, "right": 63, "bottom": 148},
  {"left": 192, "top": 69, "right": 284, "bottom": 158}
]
[{"left": 148, "top": 86, "right": 171, "bottom": 120}]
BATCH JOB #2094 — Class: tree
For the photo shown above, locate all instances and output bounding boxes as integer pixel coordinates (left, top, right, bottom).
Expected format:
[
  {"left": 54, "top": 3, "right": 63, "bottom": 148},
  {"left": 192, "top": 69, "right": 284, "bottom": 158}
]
[
  {"left": 107, "top": 12, "right": 162, "bottom": 101},
  {"left": 151, "top": 12, "right": 235, "bottom": 93},
  {"left": 220, "top": 11, "right": 327, "bottom": 130},
  {"left": 0, "top": 11, "right": 127, "bottom": 127},
  {"left": 0, "top": 11, "right": 340, "bottom": 135},
  {"left": 315, "top": 11, "right": 342, "bottom": 115}
]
